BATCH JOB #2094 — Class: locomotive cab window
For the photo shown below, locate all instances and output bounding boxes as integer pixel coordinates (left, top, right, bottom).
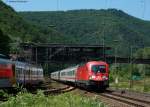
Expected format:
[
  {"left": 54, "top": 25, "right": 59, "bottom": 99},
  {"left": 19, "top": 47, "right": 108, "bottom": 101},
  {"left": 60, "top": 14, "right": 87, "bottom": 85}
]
[{"left": 91, "top": 65, "right": 106, "bottom": 73}]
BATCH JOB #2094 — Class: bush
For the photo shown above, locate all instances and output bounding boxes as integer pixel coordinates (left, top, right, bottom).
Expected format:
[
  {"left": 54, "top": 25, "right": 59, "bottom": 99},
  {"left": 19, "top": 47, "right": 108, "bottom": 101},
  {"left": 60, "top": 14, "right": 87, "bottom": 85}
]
[{"left": 0, "top": 91, "right": 107, "bottom": 107}]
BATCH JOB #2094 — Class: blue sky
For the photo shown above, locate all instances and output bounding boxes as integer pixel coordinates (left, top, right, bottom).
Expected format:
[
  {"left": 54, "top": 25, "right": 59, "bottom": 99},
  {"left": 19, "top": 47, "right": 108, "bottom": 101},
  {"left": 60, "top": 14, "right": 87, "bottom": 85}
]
[{"left": 2, "top": 0, "right": 150, "bottom": 20}]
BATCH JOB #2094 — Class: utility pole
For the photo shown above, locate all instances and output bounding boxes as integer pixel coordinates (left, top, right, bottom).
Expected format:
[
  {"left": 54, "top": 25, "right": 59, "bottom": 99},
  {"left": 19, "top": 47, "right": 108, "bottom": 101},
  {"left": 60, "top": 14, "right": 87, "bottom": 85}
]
[
  {"left": 143, "top": 64, "right": 146, "bottom": 91},
  {"left": 113, "top": 40, "right": 119, "bottom": 89},
  {"left": 129, "top": 46, "right": 133, "bottom": 89},
  {"left": 47, "top": 48, "right": 49, "bottom": 74},
  {"left": 103, "top": 28, "right": 105, "bottom": 61},
  {"left": 101, "top": 22, "right": 106, "bottom": 61},
  {"left": 143, "top": 48, "right": 146, "bottom": 91},
  {"left": 36, "top": 47, "right": 38, "bottom": 65}
]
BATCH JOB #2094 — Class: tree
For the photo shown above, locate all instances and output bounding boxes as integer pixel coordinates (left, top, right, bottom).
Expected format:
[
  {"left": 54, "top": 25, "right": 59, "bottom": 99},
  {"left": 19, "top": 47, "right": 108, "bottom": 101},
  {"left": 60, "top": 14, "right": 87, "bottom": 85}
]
[{"left": 0, "top": 29, "right": 11, "bottom": 55}]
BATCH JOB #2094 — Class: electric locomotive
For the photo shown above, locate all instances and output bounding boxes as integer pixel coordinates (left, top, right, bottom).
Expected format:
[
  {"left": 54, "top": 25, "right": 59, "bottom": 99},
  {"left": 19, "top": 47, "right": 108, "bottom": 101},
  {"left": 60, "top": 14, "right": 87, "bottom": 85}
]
[
  {"left": 76, "top": 61, "right": 109, "bottom": 89},
  {"left": 51, "top": 61, "right": 109, "bottom": 90}
]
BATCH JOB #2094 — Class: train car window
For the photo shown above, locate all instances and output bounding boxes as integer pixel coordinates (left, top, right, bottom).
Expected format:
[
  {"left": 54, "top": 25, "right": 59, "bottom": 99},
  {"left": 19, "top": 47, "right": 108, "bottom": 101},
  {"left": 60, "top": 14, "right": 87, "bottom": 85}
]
[
  {"left": 30, "top": 68, "right": 32, "bottom": 75},
  {"left": 16, "top": 68, "right": 18, "bottom": 78},
  {"left": 20, "top": 68, "right": 22, "bottom": 74},
  {"left": 72, "top": 70, "right": 75, "bottom": 75},
  {"left": 33, "top": 67, "right": 35, "bottom": 75},
  {"left": 34, "top": 68, "right": 36, "bottom": 75},
  {"left": 22, "top": 68, "right": 24, "bottom": 75},
  {"left": 39, "top": 69, "right": 40, "bottom": 75},
  {"left": 38, "top": 69, "right": 40, "bottom": 76},
  {"left": 61, "top": 72, "right": 65, "bottom": 76},
  {"left": 16, "top": 68, "right": 19, "bottom": 75},
  {"left": 24, "top": 67, "right": 26, "bottom": 75},
  {"left": 71, "top": 70, "right": 73, "bottom": 75},
  {"left": 78, "top": 63, "right": 84, "bottom": 67},
  {"left": 20, "top": 68, "right": 23, "bottom": 77},
  {"left": 26, "top": 68, "right": 28, "bottom": 75},
  {"left": 91, "top": 65, "right": 106, "bottom": 73},
  {"left": 67, "top": 72, "right": 69, "bottom": 75}
]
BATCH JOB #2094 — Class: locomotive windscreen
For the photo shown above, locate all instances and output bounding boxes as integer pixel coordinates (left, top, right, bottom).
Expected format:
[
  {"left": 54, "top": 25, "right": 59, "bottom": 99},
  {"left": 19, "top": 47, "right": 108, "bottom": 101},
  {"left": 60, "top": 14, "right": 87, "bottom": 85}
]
[{"left": 91, "top": 65, "right": 106, "bottom": 73}]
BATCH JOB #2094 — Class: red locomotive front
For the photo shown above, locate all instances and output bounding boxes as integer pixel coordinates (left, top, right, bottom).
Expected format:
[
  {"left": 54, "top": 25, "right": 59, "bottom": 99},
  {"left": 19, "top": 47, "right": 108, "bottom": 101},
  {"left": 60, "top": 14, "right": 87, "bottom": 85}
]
[
  {"left": 0, "top": 63, "right": 15, "bottom": 88},
  {"left": 76, "top": 61, "right": 109, "bottom": 89}
]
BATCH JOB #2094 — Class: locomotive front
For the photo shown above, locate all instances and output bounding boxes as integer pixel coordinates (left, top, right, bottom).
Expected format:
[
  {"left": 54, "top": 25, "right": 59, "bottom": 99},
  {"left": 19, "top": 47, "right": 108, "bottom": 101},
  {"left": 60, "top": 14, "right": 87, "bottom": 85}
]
[
  {"left": 0, "top": 59, "right": 15, "bottom": 88},
  {"left": 88, "top": 61, "right": 109, "bottom": 89}
]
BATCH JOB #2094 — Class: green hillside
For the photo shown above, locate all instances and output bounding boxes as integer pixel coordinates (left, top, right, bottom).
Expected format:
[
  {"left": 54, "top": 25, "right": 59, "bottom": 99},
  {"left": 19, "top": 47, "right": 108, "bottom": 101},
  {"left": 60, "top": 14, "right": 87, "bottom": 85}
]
[
  {"left": 0, "top": 1, "right": 66, "bottom": 52},
  {"left": 1, "top": 0, "right": 150, "bottom": 56},
  {"left": 20, "top": 9, "right": 150, "bottom": 56}
]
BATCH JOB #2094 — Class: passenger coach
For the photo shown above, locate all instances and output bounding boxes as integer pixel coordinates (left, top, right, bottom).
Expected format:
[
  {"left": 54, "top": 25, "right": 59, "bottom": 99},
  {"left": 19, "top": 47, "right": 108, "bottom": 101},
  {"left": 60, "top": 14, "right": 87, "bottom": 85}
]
[{"left": 0, "top": 58, "right": 44, "bottom": 88}]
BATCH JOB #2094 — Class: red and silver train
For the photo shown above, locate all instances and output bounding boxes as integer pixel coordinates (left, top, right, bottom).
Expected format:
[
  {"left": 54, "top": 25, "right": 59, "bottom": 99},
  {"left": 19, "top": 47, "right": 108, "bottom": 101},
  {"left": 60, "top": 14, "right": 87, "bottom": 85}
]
[
  {"left": 0, "top": 58, "right": 44, "bottom": 88},
  {"left": 51, "top": 61, "right": 109, "bottom": 89}
]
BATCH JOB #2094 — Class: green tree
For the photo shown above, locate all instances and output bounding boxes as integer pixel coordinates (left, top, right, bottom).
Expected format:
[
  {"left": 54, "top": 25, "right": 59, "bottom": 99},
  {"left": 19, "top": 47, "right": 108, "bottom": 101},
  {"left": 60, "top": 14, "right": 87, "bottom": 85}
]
[{"left": 0, "top": 29, "right": 11, "bottom": 55}]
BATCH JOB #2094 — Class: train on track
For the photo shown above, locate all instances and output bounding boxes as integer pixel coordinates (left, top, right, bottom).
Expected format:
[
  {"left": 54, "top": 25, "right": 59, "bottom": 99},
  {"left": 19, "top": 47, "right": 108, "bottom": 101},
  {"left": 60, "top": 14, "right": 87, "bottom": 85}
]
[
  {"left": 51, "top": 61, "right": 109, "bottom": 90},
  {"left": 0, "top": 58, "right": 44, "bottom": 88}
]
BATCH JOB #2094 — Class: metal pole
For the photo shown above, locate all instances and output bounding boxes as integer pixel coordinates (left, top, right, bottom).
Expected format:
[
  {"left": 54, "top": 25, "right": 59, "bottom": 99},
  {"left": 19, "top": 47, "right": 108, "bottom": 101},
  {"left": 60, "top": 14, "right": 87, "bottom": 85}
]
[
  {"left": 113, "top": 40, "right": 119, "bottom": 89},
  {"left": 103, "top": 32, "right": 105, "bottom": 61},
  {"left": 36, "top": 47, "right": 38, "bottom": 65},
  {"left": 47, "top": 48, "right": 49, "bottom": 74},
  {"left": 143, "top": 48, "right": 146, "bottom": 91},
  {"left": 115, "top": 47, "right": 117, "bottom": 68},
  {"left": 129, "top": 46, "right": 133, "bottom": 89},
  {"left": 143, "top": 65, "right": 146, "bottom": 91},
  {"left": 115, "top": 46, "right": 118, "bottom": 89}
]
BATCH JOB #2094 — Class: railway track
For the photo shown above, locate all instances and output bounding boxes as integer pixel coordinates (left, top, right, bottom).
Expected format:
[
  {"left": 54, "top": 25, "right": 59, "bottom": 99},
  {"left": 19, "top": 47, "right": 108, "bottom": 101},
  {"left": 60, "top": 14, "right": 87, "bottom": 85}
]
[
  {"left": 74, "top": 87, "right": 150, "bottom": 107},
  {"left": 0, "top": 86, "right": 75, "bottom": 104},
  {"left": 103, "top": 89, "right": 150, "bottom": 106},
  {"left": 0, "top": 79, "right": 149, "bottom": 107},
  {"left": 97, "top": 89, "right": 150, "bottom": 107},
  {"left": 100, "top": 92, "right": 150, "bottom": 107},
  {"left": 38, "top": 80, "right": 150, "bottom": 106},
  {"left": 47, "top": 81, "right": 150, "bottom": 106},
  {"left": 43, "top": 86, "right": 75, "bottom": 95},
  {"left": 0, "top": 96, "right": 8, "bottom": 102}
]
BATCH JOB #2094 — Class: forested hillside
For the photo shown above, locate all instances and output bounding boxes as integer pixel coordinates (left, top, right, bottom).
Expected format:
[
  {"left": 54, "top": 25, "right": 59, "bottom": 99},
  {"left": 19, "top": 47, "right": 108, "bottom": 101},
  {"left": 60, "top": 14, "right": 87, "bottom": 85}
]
[
  {"left": 20, "top": 9, "right": 150, "bottom": 56},
  {"left": 1, "top": 0, "right": 150, "bottom": 56},
  {"left": 0, "top": 1, "right": 67, "bottom": 54}
]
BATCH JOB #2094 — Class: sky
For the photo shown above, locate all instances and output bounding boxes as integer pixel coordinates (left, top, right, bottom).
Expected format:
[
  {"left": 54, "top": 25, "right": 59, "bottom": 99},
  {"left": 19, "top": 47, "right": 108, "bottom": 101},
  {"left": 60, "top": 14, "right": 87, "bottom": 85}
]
[{"left": 2, "top": 0, "right": 150, "bottom": 21}]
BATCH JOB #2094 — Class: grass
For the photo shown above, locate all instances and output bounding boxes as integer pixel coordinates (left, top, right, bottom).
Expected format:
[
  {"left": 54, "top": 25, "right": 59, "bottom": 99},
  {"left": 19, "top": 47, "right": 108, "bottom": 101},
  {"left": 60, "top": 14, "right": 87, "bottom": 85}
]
[
  {"left": 0, "top": 90, "right": 9, "bottom": 98},
  {"left": 110, "top": 78, "right": 150, "bottom": 93},
  {"left": 0, "top": 90, "right": 107, "bottom": 107}
]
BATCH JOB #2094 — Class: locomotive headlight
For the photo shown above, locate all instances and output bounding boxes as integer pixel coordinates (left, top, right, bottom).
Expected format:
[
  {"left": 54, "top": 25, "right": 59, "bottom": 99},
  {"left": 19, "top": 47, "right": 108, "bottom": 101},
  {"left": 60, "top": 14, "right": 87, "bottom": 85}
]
[
  {"left": 102, "top": 76, "right": 108, "bottom": 80},
  {"left": 89, "top": 75, "right": 96, "bottom": 80}
]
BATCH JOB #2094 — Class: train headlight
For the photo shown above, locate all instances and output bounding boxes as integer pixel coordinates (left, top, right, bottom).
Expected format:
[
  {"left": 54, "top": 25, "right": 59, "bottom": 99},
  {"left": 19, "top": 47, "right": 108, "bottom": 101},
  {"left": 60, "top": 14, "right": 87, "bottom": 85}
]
[
  {"left": 89, "top": 75, "right": 96, "bottom": 80},
  {"left": 102, "top": 76, "right": 108, "bottom": 80}
]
